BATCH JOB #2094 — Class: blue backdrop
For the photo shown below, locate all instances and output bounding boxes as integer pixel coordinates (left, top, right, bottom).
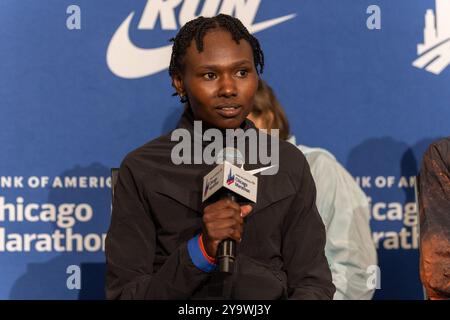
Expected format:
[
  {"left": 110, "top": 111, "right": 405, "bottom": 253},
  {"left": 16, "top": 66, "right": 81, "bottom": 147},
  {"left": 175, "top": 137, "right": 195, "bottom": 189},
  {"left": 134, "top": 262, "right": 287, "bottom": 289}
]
[{"left": 1, "top": 0, "right": 449, "bottom": 299}]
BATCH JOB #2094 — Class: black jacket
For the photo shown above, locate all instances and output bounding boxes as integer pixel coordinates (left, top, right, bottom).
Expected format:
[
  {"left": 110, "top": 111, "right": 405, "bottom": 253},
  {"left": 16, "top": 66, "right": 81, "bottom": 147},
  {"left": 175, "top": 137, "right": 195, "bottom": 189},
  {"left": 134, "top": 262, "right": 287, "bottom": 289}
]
[{"left": 105, "top": 108, "right": 335, "bottom": 299}]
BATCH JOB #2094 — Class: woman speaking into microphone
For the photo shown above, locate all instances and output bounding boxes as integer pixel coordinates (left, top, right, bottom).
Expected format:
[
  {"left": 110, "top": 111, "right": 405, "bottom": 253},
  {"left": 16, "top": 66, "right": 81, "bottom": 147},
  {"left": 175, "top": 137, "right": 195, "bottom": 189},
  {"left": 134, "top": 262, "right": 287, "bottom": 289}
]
[{"left": 105, "top": 14, "right": 334, "bottom": 300}]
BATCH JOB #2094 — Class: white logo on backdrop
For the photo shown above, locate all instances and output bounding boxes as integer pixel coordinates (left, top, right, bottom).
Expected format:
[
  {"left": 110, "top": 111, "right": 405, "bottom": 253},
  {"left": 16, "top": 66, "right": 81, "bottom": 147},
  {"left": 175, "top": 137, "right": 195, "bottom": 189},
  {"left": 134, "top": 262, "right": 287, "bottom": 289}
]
[
  {"left": 413, "top": 0, "right": 450, "bottom": 75},
  {"left": 107, "top": 0, "right": 296, "bottom": 79}
]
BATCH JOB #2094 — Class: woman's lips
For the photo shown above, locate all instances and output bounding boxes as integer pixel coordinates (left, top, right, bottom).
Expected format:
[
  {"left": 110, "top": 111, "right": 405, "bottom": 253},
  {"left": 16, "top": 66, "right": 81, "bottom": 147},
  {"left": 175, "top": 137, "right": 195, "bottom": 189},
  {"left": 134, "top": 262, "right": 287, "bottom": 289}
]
[{"left": 215, "top": 105, "right": 242, "bottom": 118}]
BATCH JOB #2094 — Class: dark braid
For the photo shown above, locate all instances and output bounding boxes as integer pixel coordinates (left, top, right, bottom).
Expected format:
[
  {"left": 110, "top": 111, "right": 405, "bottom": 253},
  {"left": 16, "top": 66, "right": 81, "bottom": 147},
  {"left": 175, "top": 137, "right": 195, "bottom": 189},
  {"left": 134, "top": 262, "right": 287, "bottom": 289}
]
[{"left": 169, "top": 14, "right": 264, "bottom": 79}]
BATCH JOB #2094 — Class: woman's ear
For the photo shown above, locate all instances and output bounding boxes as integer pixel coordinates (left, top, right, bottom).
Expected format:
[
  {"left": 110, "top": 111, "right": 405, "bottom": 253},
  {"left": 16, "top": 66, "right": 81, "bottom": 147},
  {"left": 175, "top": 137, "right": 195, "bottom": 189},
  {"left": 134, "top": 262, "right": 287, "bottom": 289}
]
[
  {"left": 171, "top": 74, "right": 185, "bottom": 96},
  {"left": 172, "top": 74, "right": 188, "bottom": 103}
]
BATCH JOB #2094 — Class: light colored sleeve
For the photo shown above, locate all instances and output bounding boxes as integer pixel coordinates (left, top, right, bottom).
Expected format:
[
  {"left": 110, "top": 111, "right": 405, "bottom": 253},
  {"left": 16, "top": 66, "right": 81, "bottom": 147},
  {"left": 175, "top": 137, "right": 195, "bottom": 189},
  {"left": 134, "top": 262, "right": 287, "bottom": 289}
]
[{"left": 306, "top": 152, "right": 378, "bottom": 300}]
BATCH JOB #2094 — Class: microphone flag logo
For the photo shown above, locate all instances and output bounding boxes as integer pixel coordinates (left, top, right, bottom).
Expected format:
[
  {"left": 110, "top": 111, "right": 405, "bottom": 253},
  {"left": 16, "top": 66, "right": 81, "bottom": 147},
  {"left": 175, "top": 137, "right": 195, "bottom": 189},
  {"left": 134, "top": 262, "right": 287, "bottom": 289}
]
[{"left": 226, "top": 168, "right": 235, "bottom": 185}]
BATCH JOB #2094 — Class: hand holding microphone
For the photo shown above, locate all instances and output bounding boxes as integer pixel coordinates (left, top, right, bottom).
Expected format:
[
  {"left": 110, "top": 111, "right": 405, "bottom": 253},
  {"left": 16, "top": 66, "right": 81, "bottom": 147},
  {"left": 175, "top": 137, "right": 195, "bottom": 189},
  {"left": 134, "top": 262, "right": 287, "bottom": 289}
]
[
  {"left": 201, "top": 147, "right": 258, "bottom": 273},
  {"left": 202, "top": 199, "right": 253, "bottom": 258}
]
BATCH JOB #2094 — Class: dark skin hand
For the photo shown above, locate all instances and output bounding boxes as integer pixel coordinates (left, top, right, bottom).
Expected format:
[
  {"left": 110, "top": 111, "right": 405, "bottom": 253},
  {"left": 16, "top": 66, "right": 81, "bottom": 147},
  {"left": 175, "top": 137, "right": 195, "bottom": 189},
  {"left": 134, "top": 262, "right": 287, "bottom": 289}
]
[
  {"left": 202, "top": 199, "right": 253, "bottom": 257},
  {"left": 172, "top": 28, "right": 259, "bottom": 258}
]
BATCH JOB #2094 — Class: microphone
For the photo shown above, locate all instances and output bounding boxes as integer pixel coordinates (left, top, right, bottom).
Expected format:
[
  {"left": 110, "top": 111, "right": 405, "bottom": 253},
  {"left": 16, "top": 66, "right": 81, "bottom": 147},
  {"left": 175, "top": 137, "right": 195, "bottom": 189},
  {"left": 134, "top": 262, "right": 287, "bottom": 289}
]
[{"left": 202, "top": 148, "right": 258, "bottom": 273}]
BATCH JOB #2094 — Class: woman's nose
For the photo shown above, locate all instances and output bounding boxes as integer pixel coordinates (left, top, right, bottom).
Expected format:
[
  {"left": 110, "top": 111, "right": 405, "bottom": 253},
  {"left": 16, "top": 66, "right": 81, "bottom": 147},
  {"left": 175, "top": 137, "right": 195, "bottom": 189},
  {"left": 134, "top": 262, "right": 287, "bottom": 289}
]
[{"left": 218, "top": 74, "right": 237, "bottom": 97}]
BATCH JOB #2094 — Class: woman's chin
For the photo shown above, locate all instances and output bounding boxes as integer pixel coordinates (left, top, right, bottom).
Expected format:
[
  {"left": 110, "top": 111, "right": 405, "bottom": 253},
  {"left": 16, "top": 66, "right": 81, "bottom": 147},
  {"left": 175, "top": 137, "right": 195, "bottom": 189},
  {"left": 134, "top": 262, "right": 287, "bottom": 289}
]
[{"left": 215, "top": 118, "right": 245, "bottom": 130}]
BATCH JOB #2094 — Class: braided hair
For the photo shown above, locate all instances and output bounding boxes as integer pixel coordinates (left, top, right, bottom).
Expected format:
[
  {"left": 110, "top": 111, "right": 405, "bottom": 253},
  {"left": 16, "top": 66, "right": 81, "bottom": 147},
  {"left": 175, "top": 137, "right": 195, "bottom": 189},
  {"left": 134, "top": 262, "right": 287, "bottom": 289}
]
[{"left": 169, "top": 14, "right": 264, "bottom": 81}]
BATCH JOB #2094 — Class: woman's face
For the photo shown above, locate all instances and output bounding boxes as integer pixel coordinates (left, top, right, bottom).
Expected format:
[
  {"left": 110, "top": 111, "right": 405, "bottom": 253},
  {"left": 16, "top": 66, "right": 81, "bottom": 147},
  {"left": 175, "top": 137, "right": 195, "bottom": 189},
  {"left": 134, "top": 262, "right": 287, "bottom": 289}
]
[{"left": 172, "top": 29, "right": 259, "bottom": 129}]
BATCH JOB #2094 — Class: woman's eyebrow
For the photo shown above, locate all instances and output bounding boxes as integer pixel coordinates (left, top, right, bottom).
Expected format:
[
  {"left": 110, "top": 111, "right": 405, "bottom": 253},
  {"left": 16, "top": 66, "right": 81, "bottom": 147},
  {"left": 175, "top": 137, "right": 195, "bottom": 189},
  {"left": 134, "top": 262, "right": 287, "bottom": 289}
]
[{"left": 196, "top": 59, "right": 253, "bottom": 70}]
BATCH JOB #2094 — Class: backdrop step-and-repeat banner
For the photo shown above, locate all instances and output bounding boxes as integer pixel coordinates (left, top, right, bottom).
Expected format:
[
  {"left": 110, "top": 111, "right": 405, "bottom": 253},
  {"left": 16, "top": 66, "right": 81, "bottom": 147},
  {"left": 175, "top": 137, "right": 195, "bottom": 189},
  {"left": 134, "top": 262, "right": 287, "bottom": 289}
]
[{"left": 1, "top": 0, "right": 449, "bottom": 299}]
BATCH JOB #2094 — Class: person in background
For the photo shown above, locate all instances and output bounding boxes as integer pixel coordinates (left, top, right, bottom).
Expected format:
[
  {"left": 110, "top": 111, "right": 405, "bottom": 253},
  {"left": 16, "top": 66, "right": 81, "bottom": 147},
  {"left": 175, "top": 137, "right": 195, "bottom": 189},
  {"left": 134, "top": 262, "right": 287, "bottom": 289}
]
[
  {"left": 418, "top": 137, "right": 450, "bottom": 300},
  {"left": 247, "top": 80, "right": 378, "bottom": 300}
]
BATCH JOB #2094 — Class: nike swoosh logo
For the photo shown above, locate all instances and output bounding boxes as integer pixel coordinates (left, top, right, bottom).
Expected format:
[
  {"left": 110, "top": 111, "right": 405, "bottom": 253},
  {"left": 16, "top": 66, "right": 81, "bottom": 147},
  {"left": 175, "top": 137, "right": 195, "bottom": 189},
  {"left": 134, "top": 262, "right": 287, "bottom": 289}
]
[
  {"left": 246, "top": 13, "right": 296, "bottom": 34},
  {"left": 107, "top": 12, "right": 296, "bottom": 79},
  {"left": 246, "top": 165, "right": 277, "bottom": 175}
]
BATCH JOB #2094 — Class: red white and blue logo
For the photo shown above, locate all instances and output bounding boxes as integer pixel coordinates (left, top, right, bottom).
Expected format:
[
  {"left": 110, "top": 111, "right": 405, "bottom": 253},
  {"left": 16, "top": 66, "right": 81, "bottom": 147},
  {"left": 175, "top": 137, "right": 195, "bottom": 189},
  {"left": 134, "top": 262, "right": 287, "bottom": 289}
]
[
  {"left": 203, "top": 181, "right": 210, "bottom": 197},
  {"left": 226, "top": 169, "right": 235, "bottom": 185}
]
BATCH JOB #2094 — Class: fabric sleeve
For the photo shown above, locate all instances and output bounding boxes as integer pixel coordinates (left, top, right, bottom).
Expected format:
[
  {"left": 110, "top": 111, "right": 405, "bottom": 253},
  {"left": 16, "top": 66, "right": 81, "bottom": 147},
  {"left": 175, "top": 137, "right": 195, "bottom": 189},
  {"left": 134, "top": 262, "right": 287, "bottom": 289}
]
[
  {"left": 282, "top": 158, "right": 336, "bottom": 300},
  {"left": 419, "top": 141, "right": 450, "bottom": 300},
  {"left": 105, "top": 158, "right": 211, "bottom": 299},
  {"left": 310, "top": 153, "right": 377, "bottom": 300}
]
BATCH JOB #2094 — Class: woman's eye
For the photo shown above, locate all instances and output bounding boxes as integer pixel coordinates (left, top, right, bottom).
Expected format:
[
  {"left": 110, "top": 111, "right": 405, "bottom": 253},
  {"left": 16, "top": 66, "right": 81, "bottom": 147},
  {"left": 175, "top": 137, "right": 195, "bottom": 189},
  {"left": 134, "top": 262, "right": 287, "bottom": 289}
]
[
  {"left": 203, "top": 72, "right": 216, "bottom": 80},
  {"left": 236, "top": 70, "right": 248, "bottom": 77}
]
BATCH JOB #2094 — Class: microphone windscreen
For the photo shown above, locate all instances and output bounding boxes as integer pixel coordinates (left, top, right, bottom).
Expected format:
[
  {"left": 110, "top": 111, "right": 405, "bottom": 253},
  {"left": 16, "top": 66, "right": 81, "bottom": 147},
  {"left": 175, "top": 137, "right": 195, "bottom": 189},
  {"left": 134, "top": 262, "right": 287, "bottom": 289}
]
[{"left": 215, "top": 147, "right": 244, "bottom": 167}]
